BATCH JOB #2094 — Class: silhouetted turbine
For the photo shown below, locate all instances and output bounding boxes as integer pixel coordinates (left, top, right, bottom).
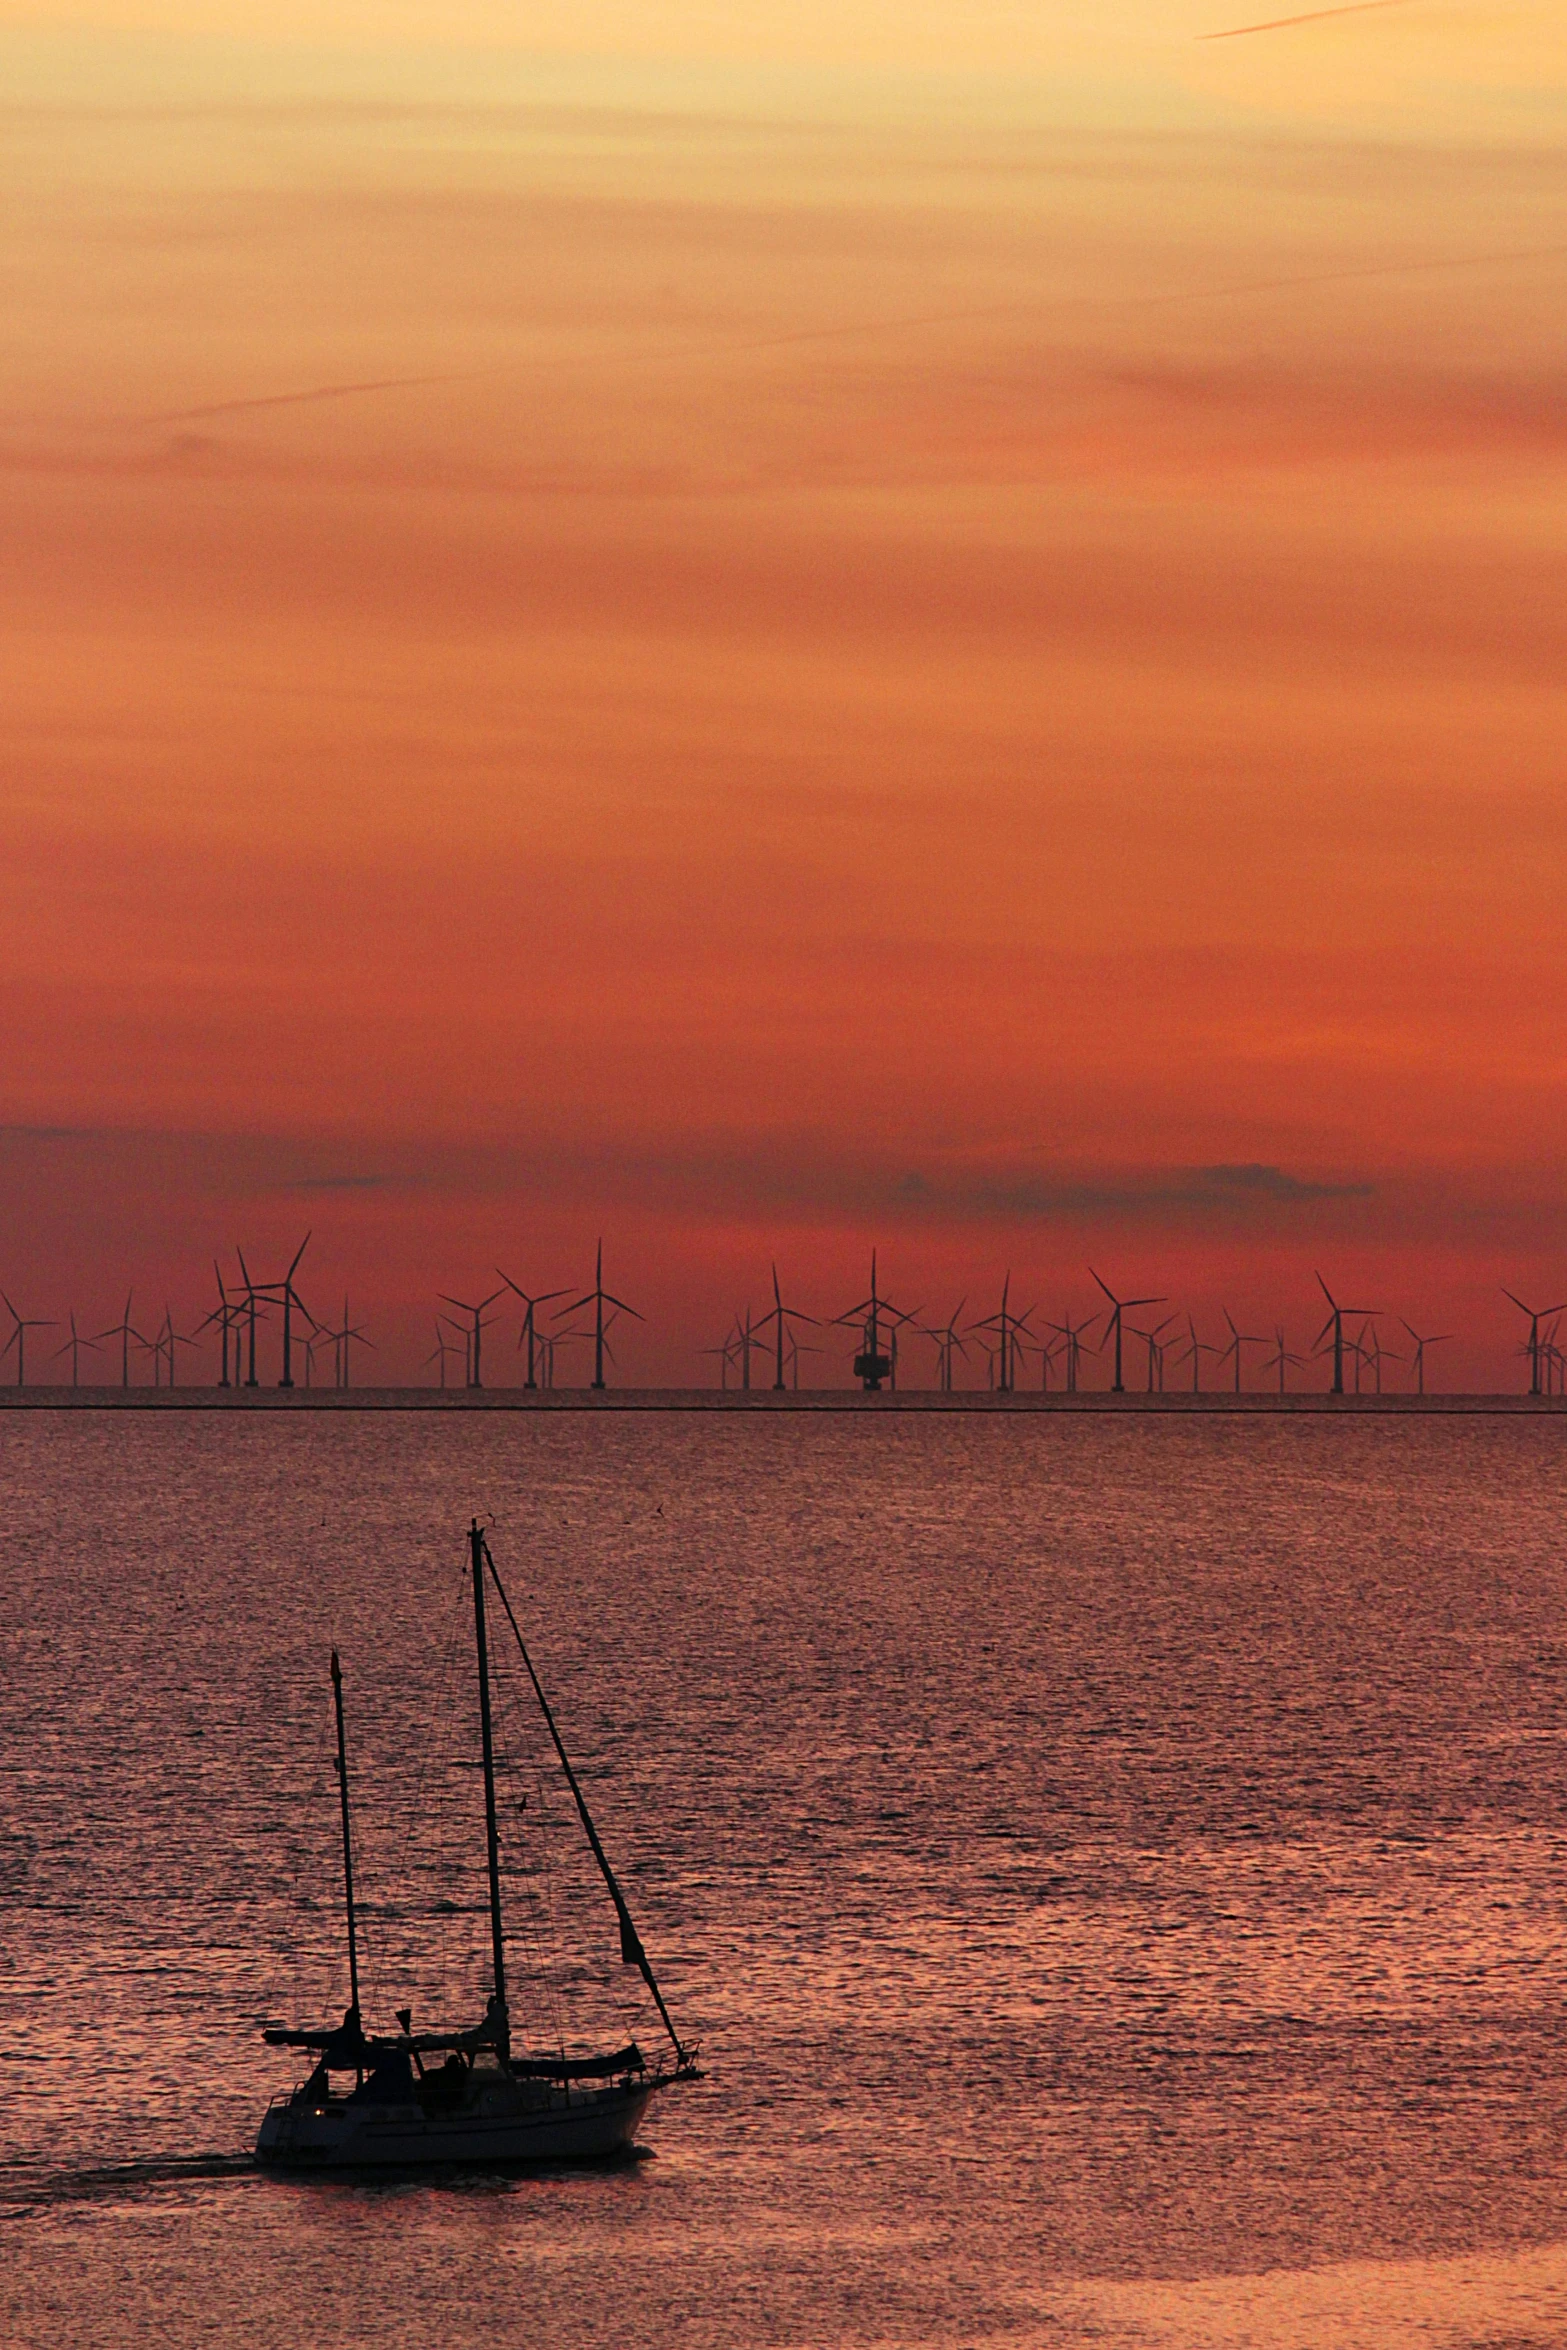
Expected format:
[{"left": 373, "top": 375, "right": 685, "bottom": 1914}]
[
  {"left": 1262, "top": 1325, "right": 1304, "bottom": 1395},
  {"left": 1, "top": 1293, "right": 55, "bottom": 1388},
  {"left": 234, "top": 1250, "right": 272, "bottom": 1388},
  {"left": 1314, "top": 1273, "right": 1376, "bottom": 1397},
  {"left": 1045, "top": 1311, "right": 1098, "bottom": 1395},
  {"left": 1219, "top": 1308, "right": 1268, "bottom": 1396},
  {"left": 52, "top": 1311, "right": 100, "bottom": 1390},
  {"left": 439, "top": 1287, "right": 505, "bottom": 1389},
  {"left": 242, "top": 1233, "right": 314, "bottom": 1389},
  {"left": 319, "top": 1294, "right": 374, "bottom": 1390},
  {"left": 423, "top": 1320, "right": 462, "bottom": 1390},
  {"left": 698, "top": 1336, "right": 739, "bottom": 1392},
  {"left": 835, "top": 1250, "right": 915, "bottom": 1392},
  {"left": 91, "top": 1292, "right": 146, "bottom": 1390},
  {"left": 196, "top": 1263, "right": 245, "bottom": 1388},
  {"left": 969, "top": 1272, "right": 1035, "bottom": 1396},
  {"left": 1128, "top": 1312, "right": 1177, "bottom": 1394},
  {"left": 1089, "top": 1269, "right": 1165, "bottom": 1395},
  {"left": 496, "top": 1271, "right": 569, "bottom": 1391},
  {"left": 1175, "top": 1315, "right": 1217, "bottom": 1396},
  {"left": 1502, "top": 1287, "right": 1566, "bottom": 1399},
  {"left": 920, "top": 1300, "right": 969, "bottom": 1395},
  {"left": 559, "top": 1241, "right": 642, "bottom": 1391},
  {"left": 752, "top": 1264, "right": 817, "bottom": 1392},
  {"left": 1397, "top": 1318, "right": 1451, "bottom": 1399},
  {"left": 151, "top": 1305, "right": 197, "bottom": 1389},
  {"left": 731, "top": 1303, "right": 761, "bottom": 1393}
]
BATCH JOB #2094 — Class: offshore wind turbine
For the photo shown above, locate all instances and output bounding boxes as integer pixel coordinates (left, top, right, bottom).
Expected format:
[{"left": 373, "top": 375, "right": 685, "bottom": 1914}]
[
  {"left": 1314, "top": 1272, "right": 1376, "bottom": 1397},
  {"left": 93, "top": 1292, "right": 146, "bottom": 1390},
  {"left": 155, "top": 1306, "right": 197, "bottom": 1389},
  {"left": 559, "top": 1241, "right": 642, "bottom": 1391},
  {"left": 52, "top": 1311, "right": 100, "bottom": 1389},
  {"left": 1502, "top": 1287, "right": 1566, "bottom": 1398},
  {"left": 1129, "top": 1311, "right": 1177, "bottom": 1394},
  {"left": 440, "top": 1287, "right": 506, "bottom": 1389},
  {"left": 698, "top": 1335, "right": 739, "bottom": 1391},
  {"left": 1262, "top": 1325, "right": 1303, "bottom": 1395},
  {"left": 921, "top": 1300, "right": 969, "bottom": 1394},
  {"left": 1397, "top": 1318, "right": 1451, "bottom": 1398},
  {"left": 1358, "top": 1320, "right": 1396, "bottom": 1396},
  {"left": 1219, "top": 1308, "right": 1268, "bottom": 1395},
  {"left": 751, "top": 1264, "right": 817, "bottom": 1392},
  {"left": 423, "top": 1320, "right": 462, "bottom": 1390},
  {"left": 731, "top": 1304, "right": 760, "bottom": 1393},
  {"left": 1046, "top": 1310, "right": 1097, "bottom": 1395},
  {"left": 2, "top": 1293, "right": 55, "bottom": 1388},
  {"left": 320, "top": 1294, "right": 374, "bottom": 1390},
  {"left": 496, "top": 1271, "right": 569, "bottom": 1391},
  {"left": 969, "top": 1273, "right": 1034, "bottom": 1396},
  {"left": 539, "top": 1325, "right": 588, "bottom": 1388},
  {"left": 199, "top": 1263, "right": 245, "bottom": 1388},
  {"left": 1089, "top": 1269, "right": 1165, "bottom": 1395},
  {"left": 1175, "top": 1314, "right": 1217, "bottom": 1395},
  {"left": 247, "top": 1233, "right": 314, "bottom": 1389},
  {"left": 234, "top": 1251, "right": 270, "bottom": 1388},
  {"left": 835, "top": 1251, "right": 914, "bottom": 1392}
]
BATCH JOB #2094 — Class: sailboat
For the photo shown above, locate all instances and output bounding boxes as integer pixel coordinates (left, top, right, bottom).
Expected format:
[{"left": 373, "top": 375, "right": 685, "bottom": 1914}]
[{"left": 256, "top": 1520, "right": 699, "bottom": 2168}]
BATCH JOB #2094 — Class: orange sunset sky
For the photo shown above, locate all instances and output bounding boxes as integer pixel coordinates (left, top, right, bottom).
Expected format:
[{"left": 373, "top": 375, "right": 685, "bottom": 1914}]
[{"left": 4, "top": 2, "right": 1565, "bottom": 1385}]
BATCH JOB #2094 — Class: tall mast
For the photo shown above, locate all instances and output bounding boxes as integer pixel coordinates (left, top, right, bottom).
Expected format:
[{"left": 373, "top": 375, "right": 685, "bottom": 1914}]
[
  {"left": 329, "top": 1650, "right": 361, "bottom": 2022},
  {"left": 468, "top": 1518, "right": 509, "bottom": 2050}
]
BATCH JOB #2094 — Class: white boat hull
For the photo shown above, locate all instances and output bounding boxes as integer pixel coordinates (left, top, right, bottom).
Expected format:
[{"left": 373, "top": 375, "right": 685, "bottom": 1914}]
[{"left": 257, "top": 2075, "right": 658, "bottom": 2170}]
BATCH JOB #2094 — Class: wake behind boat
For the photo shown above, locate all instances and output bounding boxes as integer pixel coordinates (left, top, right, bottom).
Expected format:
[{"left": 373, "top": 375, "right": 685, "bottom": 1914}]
[{"left": 256, "top": 1519, "right": 699, "bottom": 2169}]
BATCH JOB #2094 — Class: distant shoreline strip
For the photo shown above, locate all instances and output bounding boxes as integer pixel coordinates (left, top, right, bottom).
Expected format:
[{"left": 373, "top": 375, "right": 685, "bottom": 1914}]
[{"left": 0, "top": 1389, "right": 1558, "bottom": 1417}]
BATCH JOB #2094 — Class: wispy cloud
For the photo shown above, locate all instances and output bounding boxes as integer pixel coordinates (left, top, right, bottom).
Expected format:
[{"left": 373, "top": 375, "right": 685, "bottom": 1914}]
[
  {"left": 961, "top": 1163, "right": 1376, "bottom": 1219},
  {"left": 1189, "top": 1163, "right": 1374, "bottom": 1201}
]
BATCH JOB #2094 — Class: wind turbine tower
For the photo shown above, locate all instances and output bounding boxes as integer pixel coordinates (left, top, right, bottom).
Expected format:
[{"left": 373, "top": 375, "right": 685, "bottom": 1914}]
[
  {"left": 560, "top": 1241, "right": 642, "bottom": 1391},
  {"left": 1090, "top": 1269, "right": 1165, "bottom": 1395},
  {"left": 496, "top": 1271, "right": 568, "bottom": 1391},
  {"left": 1315, "top": 1273, "right": 1376, "bottom": 1397},
  {"left": 1502, "top": 1288, "right": 1566, "bottom": 1399}
]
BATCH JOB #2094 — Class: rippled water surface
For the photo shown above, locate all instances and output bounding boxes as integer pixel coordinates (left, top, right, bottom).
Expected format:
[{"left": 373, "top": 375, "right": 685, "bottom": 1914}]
[{"left": 5, "top": 1411, "right": 1567, "bottom": 2348}]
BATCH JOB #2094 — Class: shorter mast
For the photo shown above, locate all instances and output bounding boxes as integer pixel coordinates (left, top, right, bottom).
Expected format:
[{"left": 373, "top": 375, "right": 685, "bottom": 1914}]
[
  {"left": 481, "top": 1534, "right": 688, "bottom": 2066},
  {"left": 329, "top": 1649, "right": 361, "bottom": 2024},
  {"left": 468, "top": 1519, "right": 510, "bottom": 2054}
]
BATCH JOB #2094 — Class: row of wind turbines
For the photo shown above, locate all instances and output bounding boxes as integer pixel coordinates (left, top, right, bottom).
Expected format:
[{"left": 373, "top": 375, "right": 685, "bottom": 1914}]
[
  {"left": 4, "top": 1246, "right": 1566, "bottom": 1397},
  {"left": 0, "top": 1236, "right": 637, "bottom": 1393},
  {"left": 706, "top": 1266, "right": 1565, "bottom": 1398}
]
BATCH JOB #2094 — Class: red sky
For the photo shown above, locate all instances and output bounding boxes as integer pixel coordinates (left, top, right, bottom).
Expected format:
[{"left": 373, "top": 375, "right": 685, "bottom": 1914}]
[{"left": 3, "top": 3, "right": 1564, "bottom": 1385}]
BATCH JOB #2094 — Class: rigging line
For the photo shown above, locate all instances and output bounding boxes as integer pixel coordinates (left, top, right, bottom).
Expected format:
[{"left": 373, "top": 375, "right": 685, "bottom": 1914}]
[{"left": 482, "top": 1536, "right": 687, "bottom": 2063}]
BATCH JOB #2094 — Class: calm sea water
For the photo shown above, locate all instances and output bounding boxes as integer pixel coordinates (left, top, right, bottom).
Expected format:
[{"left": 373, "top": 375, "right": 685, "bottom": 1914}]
[{"left": 4, "top": 1412, "right": 1567, "bottom": 2348}]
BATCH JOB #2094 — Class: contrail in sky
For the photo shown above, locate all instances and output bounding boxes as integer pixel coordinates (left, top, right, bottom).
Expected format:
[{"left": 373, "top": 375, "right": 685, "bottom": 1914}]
[
  {"left": 1201, "top": 0, "right": 1412, "bottom": 36},
  {"left": 148, "top": 374, "right": 463, "bottom": 424}
]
